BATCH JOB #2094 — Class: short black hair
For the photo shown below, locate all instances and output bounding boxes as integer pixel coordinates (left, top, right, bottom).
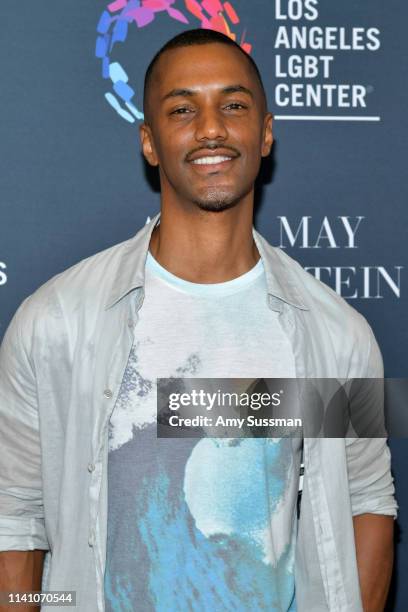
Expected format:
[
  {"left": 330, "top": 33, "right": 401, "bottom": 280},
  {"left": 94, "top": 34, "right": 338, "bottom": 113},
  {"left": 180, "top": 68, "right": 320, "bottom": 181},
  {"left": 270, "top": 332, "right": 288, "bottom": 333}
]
[{"left": 143, "top": 28, "right": 267, "bottom": 124}]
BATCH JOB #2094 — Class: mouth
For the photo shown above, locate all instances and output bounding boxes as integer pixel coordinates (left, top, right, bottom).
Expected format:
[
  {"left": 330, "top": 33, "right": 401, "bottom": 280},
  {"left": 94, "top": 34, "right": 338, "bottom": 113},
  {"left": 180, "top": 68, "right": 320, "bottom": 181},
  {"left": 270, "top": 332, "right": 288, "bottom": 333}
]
[
  {"left": 191, "top": 154, "right": 234, "bottom": 166},
  {"left": 189, "top": 150, "right": 239, "bottom": 174}
]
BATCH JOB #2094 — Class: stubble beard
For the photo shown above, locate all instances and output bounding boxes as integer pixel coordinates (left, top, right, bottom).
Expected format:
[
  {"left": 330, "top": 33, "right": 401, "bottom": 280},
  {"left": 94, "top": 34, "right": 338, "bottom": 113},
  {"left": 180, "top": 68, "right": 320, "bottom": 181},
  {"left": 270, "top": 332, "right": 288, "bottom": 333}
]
[{"left": 191, "top": 185, "right": 242, "bottom": 213}]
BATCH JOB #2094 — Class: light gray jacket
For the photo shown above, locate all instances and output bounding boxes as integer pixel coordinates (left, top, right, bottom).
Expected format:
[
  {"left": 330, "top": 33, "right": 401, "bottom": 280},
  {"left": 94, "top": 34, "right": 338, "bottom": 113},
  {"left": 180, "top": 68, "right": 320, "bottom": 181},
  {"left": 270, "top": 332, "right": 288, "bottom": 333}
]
[{"left": 0, "top": 214, "right": 397, "bottom": 611}]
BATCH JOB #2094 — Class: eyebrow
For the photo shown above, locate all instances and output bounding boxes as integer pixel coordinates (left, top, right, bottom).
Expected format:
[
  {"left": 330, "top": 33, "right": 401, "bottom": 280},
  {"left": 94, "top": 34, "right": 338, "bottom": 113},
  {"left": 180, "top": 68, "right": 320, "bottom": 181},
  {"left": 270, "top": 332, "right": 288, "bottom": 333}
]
[{"left": 161, "top": 84, "right": 254, "bottom": 103}]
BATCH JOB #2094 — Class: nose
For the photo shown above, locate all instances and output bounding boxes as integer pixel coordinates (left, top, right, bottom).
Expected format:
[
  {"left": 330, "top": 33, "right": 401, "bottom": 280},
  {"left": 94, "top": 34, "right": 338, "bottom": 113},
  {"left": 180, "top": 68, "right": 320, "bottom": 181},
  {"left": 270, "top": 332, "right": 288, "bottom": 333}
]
[{"left": 194, "top": 106, "right": 228, "bottom": 142}]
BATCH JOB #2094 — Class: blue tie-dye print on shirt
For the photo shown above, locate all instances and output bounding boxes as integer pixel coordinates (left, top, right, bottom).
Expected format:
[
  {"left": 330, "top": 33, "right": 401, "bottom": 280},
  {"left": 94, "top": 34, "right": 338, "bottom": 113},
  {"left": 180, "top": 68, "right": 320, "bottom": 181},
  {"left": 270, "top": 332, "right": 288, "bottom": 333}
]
[{"left": 104, "top": 255, "right": 300, "bottom": 612}]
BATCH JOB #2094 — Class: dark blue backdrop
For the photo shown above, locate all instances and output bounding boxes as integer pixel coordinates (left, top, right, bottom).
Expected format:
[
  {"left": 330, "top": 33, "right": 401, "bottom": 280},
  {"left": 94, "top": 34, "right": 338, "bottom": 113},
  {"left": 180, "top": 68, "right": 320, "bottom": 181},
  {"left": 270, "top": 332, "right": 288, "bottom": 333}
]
[{"left": 1, "top": 1, "right": 407, "bottom": 608}]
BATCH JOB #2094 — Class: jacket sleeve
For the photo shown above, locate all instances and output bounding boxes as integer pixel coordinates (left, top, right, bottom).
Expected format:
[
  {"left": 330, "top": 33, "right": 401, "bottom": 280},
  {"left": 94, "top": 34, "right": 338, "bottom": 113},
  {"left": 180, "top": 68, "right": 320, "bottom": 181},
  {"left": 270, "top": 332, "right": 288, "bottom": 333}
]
[
  {"left": 0, "top": 298, "right": 49, "bottom": 550},
  {"left": 345, "top": 322, "right": 398, "bottom": 518}
]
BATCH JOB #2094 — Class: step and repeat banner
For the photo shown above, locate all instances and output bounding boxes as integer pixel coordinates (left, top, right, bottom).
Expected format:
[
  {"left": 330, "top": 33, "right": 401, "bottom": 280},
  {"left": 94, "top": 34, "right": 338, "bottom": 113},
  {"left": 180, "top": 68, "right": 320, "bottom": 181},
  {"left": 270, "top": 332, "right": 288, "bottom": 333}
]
[{"left": 1, "top": 1, "right": 407, "bottom": 608}]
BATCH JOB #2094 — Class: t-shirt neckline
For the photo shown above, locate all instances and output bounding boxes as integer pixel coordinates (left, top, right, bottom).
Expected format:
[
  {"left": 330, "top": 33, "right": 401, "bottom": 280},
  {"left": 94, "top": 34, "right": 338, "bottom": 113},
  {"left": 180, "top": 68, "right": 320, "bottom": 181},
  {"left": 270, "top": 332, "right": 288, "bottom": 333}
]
[{"left": 145, "top": 251, "right": 264, "bottom": 297}]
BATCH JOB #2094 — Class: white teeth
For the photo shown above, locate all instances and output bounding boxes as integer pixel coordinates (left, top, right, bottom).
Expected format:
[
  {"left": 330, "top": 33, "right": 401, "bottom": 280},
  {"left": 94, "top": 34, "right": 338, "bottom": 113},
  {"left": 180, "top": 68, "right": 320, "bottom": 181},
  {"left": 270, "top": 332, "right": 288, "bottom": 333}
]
[{"left": 191, "top": 155, "right": 233, "bottom": 165}]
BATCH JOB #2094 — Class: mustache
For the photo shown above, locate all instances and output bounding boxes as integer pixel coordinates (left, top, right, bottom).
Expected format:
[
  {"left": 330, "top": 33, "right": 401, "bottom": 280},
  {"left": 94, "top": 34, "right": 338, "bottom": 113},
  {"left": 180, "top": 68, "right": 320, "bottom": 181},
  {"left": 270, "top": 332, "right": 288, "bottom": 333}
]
[{"left": 186, "top": 144, "right": 240, "bottom": 161}]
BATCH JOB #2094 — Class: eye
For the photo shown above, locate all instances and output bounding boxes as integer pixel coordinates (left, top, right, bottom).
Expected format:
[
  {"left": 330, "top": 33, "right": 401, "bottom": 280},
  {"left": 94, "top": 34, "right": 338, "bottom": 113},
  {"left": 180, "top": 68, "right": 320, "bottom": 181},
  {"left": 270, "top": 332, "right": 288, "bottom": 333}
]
[
  {"left": 225, "top": 102, "right": 247, "bottom": 110},
  {"left": 170, "top": 107, "right": 193, "bottom": 115}
]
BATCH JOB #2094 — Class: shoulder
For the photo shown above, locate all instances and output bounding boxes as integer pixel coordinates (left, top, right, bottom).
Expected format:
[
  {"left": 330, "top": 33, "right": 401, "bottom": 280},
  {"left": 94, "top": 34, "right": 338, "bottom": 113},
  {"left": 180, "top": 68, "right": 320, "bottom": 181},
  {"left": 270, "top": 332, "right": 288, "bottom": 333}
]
[
  {"left": 2, "top": 214, "right": 150, "bottom": 355},
  {"left": 23, "top": 237, "right": 131, "bottom": 317},
  {"left": 3, "top": 231, "right": 141, "bottom": 356},
  {"left": 263, "top": 240, "right": 382, "bottom": 377},
  {"left": 278, "top": 246, "right": 362, "bottom": 320}
]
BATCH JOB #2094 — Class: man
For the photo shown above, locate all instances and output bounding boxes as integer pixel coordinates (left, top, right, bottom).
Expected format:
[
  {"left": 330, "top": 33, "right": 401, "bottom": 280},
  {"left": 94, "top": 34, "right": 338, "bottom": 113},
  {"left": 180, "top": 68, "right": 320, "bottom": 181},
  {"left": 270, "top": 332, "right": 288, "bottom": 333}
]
[{"left": 0, "top": 28, "right": 397, "bottom": 612}]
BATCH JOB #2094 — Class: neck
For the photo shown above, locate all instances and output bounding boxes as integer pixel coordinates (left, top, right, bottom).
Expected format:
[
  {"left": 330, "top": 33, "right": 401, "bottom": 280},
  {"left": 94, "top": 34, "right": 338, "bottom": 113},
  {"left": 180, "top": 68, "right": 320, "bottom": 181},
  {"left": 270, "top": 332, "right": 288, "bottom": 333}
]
[{"left": 149, "top": 202, "right": 260, "bottom": 284}]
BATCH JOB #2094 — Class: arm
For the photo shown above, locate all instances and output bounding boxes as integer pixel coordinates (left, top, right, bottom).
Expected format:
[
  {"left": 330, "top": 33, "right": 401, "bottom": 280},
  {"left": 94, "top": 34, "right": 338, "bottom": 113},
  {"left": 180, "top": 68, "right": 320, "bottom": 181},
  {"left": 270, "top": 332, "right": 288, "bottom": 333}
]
[
  {"left": 353, "top": 513, "right": 394, "bottom": 612},
  {"left": 0, "top": 551, "right": 45, "bottom": 612},
  {"left": 346, "top": 324, "right": 397, "bottom": 611},
  {"left": 0, "top": 300, "right": 49, "bottom": 611}
]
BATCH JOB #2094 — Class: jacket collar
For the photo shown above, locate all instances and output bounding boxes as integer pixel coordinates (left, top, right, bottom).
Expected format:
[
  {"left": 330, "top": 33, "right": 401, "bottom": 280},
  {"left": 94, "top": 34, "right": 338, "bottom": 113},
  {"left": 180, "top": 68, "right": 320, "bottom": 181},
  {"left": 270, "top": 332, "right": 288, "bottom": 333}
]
[
  {"left": 105, "top": 212, "right": 308, "bottom": 311},
  {"left": 252, "top": 228, "right": 309, "bottom": 310}
]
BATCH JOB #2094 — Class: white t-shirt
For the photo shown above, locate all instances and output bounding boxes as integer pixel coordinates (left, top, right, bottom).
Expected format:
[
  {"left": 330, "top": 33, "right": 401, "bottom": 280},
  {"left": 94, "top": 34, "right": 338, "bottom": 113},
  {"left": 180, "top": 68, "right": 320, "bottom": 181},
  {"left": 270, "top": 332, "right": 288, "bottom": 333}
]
[{"left": 105, "top": 252, "right": 301, "bottom": 612}]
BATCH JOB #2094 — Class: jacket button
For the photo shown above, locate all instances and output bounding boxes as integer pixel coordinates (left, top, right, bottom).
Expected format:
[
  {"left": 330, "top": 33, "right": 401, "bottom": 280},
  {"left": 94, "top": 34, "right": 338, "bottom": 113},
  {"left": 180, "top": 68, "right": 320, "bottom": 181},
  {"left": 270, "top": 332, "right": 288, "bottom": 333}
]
[
  {"left": 103, "top": 389, "right": 113, "bottom": 399},
  {"left": 87, "top": 463, "right": 95, "bottom": 473},
  {"left": 88, "top": 530, "right": 95, "bottom": 547}
]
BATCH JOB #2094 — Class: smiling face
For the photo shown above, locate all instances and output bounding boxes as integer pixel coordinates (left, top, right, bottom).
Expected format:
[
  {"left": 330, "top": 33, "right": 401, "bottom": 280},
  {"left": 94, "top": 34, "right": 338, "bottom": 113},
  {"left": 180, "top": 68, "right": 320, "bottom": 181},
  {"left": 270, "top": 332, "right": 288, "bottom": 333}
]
[{"left": 140, "top": 43, "right": 273, "bottom": 213}]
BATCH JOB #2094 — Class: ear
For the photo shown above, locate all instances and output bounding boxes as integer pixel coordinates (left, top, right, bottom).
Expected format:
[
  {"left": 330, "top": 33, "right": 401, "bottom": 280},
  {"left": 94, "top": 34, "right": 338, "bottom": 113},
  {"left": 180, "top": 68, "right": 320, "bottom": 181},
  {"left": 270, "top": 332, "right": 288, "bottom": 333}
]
[
  {"left": 261, "top": 112, "right": 273, "bottom": 157},
  {"left": 139, "top": 122, "right": 159, "bottom": 167}
]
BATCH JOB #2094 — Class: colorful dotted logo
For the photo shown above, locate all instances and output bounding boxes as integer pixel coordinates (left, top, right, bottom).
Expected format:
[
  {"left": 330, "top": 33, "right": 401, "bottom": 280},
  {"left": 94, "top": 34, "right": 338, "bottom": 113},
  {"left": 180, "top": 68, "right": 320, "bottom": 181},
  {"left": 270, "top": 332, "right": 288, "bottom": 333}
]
[{"left": 95, "top": 0, "right": 251, "bottom": 123}]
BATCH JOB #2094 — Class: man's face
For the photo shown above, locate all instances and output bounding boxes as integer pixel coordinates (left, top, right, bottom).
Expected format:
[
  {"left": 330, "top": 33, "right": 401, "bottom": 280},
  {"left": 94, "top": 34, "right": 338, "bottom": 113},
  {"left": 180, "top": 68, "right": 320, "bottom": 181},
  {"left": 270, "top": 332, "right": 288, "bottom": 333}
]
[{"left": 140, "top": 43, "right": 273, "bottom": 213}]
